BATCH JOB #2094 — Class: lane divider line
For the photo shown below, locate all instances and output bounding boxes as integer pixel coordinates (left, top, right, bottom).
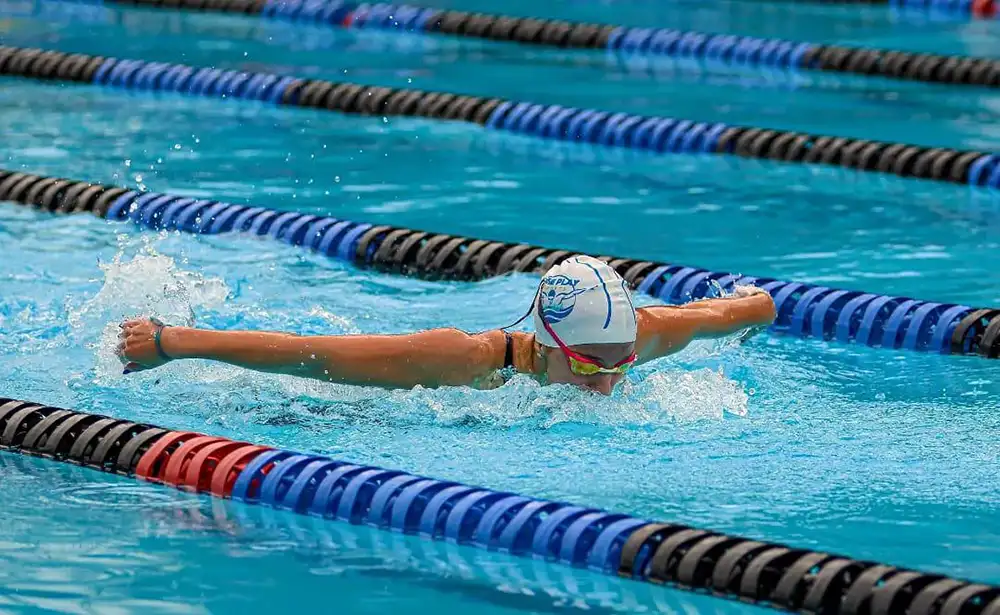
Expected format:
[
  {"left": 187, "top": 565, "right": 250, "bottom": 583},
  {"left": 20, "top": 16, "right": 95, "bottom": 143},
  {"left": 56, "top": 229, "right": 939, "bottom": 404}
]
[
  {"left": 2, "top": 396, "right": 999, "bottom": 615},
  {"left": 47, "top": 0, "right": 1000, "bottom": 81},
  {"left": 2, "top": 166, "right": 999, "bottom": 359},
  {"left": 2, "top": 45, "right": 999, "bottom": 189}
]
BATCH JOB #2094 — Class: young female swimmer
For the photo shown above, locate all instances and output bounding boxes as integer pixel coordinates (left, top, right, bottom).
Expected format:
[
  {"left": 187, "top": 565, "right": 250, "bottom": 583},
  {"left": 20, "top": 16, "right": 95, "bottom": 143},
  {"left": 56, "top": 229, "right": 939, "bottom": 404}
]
[{"left": 118, "top": 256, "right": 776, "bottom": 395}]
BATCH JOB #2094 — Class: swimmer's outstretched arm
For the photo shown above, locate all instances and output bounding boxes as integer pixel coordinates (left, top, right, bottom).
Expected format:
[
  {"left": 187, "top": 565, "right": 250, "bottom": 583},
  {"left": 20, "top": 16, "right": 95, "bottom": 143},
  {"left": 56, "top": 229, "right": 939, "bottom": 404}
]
[
  {"left": 634, "top": 287, "right": 777, "bottom": 363},
  {"left": 118, "top": 319, "right": 508, "bottom": 389}
]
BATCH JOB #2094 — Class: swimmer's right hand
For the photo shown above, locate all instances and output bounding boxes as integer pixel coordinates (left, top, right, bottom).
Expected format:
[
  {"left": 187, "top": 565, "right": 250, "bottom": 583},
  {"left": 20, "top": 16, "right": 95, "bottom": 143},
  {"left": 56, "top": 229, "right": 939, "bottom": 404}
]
[{"left": 117, "top": 317, "right": 174, "bottom": 374}]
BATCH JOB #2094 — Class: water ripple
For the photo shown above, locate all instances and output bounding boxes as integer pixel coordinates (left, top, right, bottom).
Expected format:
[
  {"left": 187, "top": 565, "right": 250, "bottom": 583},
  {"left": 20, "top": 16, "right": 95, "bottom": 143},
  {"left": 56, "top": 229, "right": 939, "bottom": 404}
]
[{"left": 52, "top": 483, "right": 194, "bottom": 511}]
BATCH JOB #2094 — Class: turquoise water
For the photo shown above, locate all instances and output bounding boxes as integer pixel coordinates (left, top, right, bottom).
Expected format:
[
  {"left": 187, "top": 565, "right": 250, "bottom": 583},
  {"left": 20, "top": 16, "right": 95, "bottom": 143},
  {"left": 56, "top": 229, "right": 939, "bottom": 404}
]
[{"left": 2, "top": 1, "right": 1000, "bottom": 613}]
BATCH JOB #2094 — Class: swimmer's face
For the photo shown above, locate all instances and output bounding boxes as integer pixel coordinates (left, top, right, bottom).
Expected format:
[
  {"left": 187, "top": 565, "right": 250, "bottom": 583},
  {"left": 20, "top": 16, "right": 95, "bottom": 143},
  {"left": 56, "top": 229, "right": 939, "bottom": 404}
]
[{"left": 543, "top": 341, "right": 635, "bottom": 396}]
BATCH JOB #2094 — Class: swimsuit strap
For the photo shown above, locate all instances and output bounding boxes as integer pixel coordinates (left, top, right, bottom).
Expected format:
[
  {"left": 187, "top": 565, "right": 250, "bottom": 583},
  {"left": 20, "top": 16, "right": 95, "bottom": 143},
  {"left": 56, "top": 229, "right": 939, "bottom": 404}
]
[{"left": 503, "top": 332, "right": 515, "bottom": 370}]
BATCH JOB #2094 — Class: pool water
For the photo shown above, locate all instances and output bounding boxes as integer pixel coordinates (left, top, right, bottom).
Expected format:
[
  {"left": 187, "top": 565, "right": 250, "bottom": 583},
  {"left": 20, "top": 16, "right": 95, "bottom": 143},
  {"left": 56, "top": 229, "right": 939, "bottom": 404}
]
[{"left": 1, "top": 1, "right": 1000, "bottom": 613}]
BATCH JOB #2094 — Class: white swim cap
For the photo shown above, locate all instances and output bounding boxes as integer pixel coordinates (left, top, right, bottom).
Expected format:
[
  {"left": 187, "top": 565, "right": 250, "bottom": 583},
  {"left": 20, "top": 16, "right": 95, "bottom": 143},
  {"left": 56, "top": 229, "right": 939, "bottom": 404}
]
[{"left": 533, "top": 255, "right": 637, "bottom": 348}]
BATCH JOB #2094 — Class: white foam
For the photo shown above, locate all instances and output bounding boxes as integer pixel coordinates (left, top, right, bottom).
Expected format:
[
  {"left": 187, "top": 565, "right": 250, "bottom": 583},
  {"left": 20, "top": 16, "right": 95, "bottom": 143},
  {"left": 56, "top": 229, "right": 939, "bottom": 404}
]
[
  {"left": 261, "top": 362, "right": 750, "bottom": 431},
  {"left": 74, "top": 245, "right": 229, "bottom": 384}
]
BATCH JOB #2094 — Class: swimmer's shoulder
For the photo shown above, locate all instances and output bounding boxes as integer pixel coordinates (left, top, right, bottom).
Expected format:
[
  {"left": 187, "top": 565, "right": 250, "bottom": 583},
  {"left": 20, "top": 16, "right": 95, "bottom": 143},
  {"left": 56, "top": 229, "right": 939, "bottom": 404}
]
[
  {"left": 506, "top": 331, "right": 538, "bottom": 375},
  {"left": 472, "top": 330, "right": 539, "bottom": 389}
]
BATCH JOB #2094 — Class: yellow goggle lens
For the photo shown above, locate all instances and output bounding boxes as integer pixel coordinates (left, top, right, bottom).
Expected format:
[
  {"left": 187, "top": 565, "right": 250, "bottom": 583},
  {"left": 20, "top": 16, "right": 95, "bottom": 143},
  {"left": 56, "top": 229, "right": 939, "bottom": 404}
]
[{"left": 568, "top": 357, "right": 633, "bottom": 376}]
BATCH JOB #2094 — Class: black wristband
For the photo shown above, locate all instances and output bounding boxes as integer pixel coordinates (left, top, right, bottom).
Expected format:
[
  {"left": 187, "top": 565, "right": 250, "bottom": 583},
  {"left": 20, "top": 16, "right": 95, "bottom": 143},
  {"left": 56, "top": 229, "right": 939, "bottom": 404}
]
[{"left": 149, "top": 317, "right": 174, "bottom": 361}]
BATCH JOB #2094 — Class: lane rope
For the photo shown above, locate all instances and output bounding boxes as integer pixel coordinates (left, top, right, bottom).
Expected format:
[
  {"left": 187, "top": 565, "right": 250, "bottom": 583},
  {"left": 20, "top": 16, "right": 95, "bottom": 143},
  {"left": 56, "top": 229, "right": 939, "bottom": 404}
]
[
  {"left": 0, "top": 0, "right": 976, "bottom": 94},
  {"left": 48, "top": 0, "right": 1000, "bottom": 84},
  {"left": 2, "top": 395, "right": 999, "bottom": 615},
  {"left": 722, "top": 0, "right": 998, "bottom": 19},
  {"left": 2, "top": 45, "right": 1000, "bottom": 189},
  {"left": 0, "top": 450, "right": 728, "bottom": 615},
  {"left": 2, "top": 166, "right": 999, "bottom": 359}
]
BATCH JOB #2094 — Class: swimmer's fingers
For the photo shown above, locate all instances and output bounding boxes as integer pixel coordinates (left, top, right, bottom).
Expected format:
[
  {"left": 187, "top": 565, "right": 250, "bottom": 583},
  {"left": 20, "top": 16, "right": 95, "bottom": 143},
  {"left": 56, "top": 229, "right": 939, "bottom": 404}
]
[
  {"left": 118, "top": 319, "right": 158, "bottom": 347},
  {"left": 731, "top": 285, "right": 764, "bottom": 299},
  {"left": 116, "top": 338, "right": 141, "bottom": 367},
  {"left": 116, "top": 329, "right": 144, "bottom": 360},
  {"left": 121, "top": 316, "right": 161, "bottom": 331},
  {"left": 122, "top": 361, "right": 148, "bottom": 374},
  {"left": 121, "top": 319, "right": 146, "bottom": 333},
  {"left": 117, "top": 326, "right": 138, "bottom": 345},
  {"left": 116, "top": 318, "right": 173, "bottom": 375}
]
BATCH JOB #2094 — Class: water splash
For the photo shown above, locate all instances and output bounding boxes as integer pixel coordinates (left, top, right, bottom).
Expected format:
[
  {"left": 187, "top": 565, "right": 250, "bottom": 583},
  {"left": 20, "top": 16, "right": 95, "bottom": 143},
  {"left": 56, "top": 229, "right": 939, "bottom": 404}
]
[
  {"left": 71, "top": 243, "right": 229, "bottom": 383},
  {"left": 108, "top": 337, "right": 752, "bottom": 432},
  {"left": 72, "top": 240, "right": 230, "bottom": 328},
  {"left": 71, "top": 243, "right": 751, "bottom": 429},
  {"left": 209, "top": 363, "right": 751, "bottom": 433}
]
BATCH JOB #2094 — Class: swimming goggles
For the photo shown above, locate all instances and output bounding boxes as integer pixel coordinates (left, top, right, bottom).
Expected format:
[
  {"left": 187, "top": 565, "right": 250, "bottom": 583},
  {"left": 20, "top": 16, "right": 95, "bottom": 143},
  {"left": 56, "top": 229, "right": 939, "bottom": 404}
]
[{"left": 536, "top": 295, "right": 637, "bottom": 376}]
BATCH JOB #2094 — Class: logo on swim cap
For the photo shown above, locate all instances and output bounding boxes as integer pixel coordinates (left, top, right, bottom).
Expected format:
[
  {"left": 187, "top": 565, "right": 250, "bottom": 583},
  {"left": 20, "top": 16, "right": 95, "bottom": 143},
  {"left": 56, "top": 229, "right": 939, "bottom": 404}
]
[
  {"left": 531, "top": 256, "right": 637, "bottom": 348},
  {"left": 539, "top": 274, "right": 588, "bottom": 324}
]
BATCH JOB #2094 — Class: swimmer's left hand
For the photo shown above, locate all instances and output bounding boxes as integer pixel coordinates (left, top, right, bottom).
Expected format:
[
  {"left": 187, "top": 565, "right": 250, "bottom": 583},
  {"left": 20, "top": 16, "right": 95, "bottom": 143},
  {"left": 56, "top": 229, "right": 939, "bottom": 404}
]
[
  {"left": 731, "top": 285, "right": 768, "bottom": 299},
  {"left": 730, "top": 287, "right": 773, "bottom": 342},
  {"left": 117, "top": 317, "right": 173, "bottom": 374}
]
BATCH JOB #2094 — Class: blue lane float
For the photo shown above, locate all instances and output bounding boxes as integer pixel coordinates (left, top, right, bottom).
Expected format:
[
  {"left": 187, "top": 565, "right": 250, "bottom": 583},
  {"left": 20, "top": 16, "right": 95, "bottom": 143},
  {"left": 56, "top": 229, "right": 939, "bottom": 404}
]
[
  {"left": 2, "top": 44, "right": 999, "bottom": 189},
  {"left": 2, "top": 395, "right": 1000, "bottom": 615},
  {"left": 39, "top": 0, "right": 1000, "bottom": 81},
  {"left": 1, "top": 167, "right": 999, "bottom": 359}
]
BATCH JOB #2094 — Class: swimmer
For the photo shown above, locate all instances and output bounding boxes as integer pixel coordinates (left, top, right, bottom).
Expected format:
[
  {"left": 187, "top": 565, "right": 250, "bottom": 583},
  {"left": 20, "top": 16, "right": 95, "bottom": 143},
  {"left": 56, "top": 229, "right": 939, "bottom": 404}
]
[{"left": 117, "top": 256, "right": 776, "bottom": 396}]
